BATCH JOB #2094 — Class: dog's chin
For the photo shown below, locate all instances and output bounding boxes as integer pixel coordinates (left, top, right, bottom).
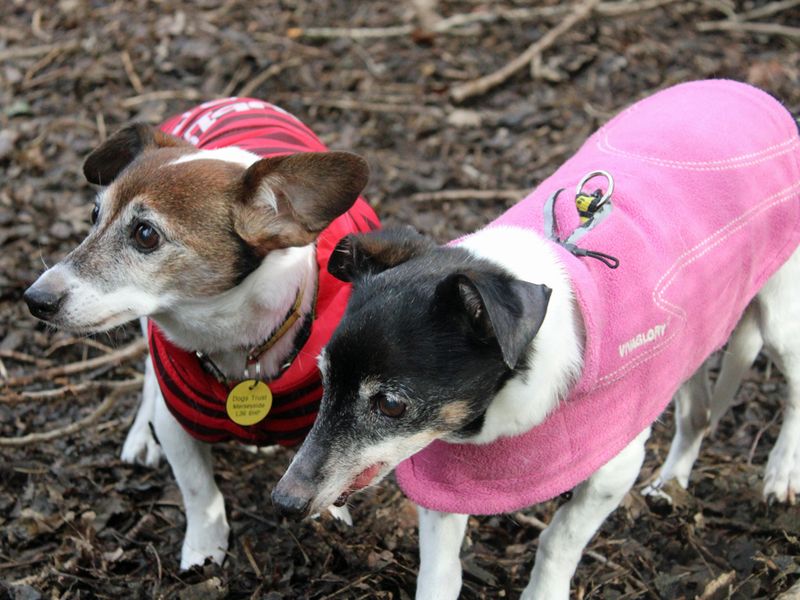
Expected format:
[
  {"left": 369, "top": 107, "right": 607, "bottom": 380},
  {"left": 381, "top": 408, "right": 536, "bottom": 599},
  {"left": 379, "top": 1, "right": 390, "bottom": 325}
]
[{"left": 51, "top": 311, "right": 140, "bottom": 334}]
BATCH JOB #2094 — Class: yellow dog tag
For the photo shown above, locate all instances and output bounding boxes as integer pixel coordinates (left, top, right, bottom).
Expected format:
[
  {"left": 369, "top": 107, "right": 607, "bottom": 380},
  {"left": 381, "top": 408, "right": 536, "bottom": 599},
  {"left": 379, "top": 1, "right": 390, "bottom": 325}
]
[{"left": 226, "top": 380, "right": 272, "bottom": 426}]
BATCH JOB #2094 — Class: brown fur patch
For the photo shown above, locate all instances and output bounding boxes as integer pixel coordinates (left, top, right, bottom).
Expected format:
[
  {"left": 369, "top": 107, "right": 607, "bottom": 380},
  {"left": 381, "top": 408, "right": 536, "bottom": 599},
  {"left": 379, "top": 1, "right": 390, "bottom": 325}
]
[
  {"left": 112, "top": 152, "right": 249, "bottom": 294},
  {"left": 439, "top": 401, "right": 471, "bottom": 427},
  {"left": 236, "top": 152, "right": 368, "bottom": 254},
  {"left": 69, "top": 149, "right": 254, "bottom": 296}
]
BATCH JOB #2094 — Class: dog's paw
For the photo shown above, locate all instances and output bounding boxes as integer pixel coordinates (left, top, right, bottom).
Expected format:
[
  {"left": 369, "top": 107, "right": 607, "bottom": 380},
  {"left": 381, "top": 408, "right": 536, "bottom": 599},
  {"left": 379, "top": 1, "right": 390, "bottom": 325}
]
[
  {"left": 641, "top": 480, "right": 674, "bottom": 515},
  {"left": 180, "top": 518, "right": 230, "bottom": 570},
  {"left": 763, "top": 439, "right": 800, "bottom": 505},
  {"left": 120, "top": 425, "right": 162, "bottom": 467},
  {"left": 179, "top": 542, "right": 228, "bottom": 571}
]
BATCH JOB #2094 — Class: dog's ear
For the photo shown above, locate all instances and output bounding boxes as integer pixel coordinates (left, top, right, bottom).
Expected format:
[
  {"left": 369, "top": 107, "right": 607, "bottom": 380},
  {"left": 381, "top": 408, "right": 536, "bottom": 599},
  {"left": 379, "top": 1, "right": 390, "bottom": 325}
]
[
  {"left": 437, "top": 271, "right": 551, "bottom": 369},
  {"left": 83, "top": 123, "right": 189, "bottom": 186},
  {"left": 235, "top": 152, "right": 369, "bottom": 255},
  {"left": 328, "top": 227, "right": 435, "bottom": 282}
]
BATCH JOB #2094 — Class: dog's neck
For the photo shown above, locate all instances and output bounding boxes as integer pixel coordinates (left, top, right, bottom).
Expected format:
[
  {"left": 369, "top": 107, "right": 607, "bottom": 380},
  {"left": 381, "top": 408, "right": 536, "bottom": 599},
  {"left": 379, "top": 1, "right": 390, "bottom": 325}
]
[
  {"left": 452, "top": 226, "right": 585, "bottom": 445},
  {"left": 152, "top": 243, "right": 318, "bottom": 380}
]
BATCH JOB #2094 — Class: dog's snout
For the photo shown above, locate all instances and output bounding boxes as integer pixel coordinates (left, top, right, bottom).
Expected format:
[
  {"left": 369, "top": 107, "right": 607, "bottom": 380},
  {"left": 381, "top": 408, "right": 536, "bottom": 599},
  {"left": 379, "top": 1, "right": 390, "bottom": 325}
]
[
  {"left": 271, "top": 486, "right": 312, "bottom": 518},
  {"left": 23, "top": 286, "right": 66, "bottom": 321},
  {"left": 272, "top": 467, "right": 320, "bottom": 519}
]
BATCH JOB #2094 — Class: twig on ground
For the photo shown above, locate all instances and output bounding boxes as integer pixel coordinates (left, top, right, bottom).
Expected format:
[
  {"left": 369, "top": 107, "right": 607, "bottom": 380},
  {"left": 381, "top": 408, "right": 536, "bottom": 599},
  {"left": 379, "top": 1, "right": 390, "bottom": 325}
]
[
  {"left": 0, "top": 386, "right": 128, "bottom": 446},
  {"left": 747, "top": 409, "right": 781, "bottom": 465},
  {"left": 120, "top": 89, "right": 201, "bottom": 108},
  {"left": 45, "top": 337, "right": 114, "bottom": 357},
  {"left": 411, "top": 189, "right": 529, "bottom": 203},
  {"left": 1, "top": 376, "right": 142, "bottom": 404},
  {"left": 293, "top": 96, "right": 443, "bottom": 116},
  {"left": 22, "top": 46, "right": 62, "bottom": 85},
  {"left": 0, "top": 39, "right": 79, "bottom": 62},
  {"left": 411, "top": 0, "right": 442, "bottom": 32},
  {"left": 0, "top": 349, "right": 52, "bottom": 368},
  {"left": 450, "top": 0, "right": 601, "bottom": 103},
  {"left": 242, "top": 538, "right": 263, "bottom": 578},
  {"left": 238, "top": 58, "right": 302, "bottom": 97},
  {"left": 1, "top": 338, "right": 147, "bottom": 388},
  {"left": 290, "top": 0, "right": 680, "bottom": 40},
  {"left": 696, "top": 20, "right": 800, "bottom": 39},
  {"left": 120, "top": 50, "right": 144, "bottom": 94},
  {"left": 736, "top": 0, "right": 800, "bottom": 21}
]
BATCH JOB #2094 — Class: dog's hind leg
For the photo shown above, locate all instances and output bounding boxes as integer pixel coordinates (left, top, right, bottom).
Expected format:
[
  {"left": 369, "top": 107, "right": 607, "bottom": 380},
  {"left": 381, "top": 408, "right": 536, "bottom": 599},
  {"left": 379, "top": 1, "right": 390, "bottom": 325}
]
[
  {"left": 522, "top": 426, "right": 650, "bottom": 600},
  {"left": 709, "top": 305, "right": 763, "bottom": 433},
  {"left": 121, "top": 318, "right": 163, "bottom": 466},
  {"left": 650, "top": 365, "right": 711, "bottom": 490},
  {"left": 646, "top": 305, "right": 762, "bottom": 496},
  {"left": 154, "top": 390, "right": 229, "bottom": 569},
  {"left": 416, "top": 507, "right": 469, "bottom": 600},
  {"left": 755, "top": 247, "right": 800, "bottom": 504}
]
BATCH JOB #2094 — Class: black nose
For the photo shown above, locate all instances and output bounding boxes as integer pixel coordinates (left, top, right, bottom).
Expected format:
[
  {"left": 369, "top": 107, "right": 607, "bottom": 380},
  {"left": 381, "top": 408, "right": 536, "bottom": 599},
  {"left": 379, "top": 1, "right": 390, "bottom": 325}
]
[
  {"left": 23, "top": 287, "right": 65, "bottom": 321},
  {"left": 271, "top": 487, "right": 311, "bottom": 518}
]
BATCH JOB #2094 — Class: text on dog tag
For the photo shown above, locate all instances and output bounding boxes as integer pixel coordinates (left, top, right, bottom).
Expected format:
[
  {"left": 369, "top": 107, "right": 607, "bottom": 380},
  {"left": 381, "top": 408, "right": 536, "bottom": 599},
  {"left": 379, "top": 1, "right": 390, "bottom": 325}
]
[{"left": 226, "top": 380, "right": 272, "bottom": 426}]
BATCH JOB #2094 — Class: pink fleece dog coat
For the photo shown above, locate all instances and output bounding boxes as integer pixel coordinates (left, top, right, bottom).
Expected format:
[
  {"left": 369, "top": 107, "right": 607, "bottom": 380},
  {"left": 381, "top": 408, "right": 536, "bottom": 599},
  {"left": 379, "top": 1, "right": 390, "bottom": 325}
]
[{"left": 395, "top": 80, "right": 800, "bottom": 515}]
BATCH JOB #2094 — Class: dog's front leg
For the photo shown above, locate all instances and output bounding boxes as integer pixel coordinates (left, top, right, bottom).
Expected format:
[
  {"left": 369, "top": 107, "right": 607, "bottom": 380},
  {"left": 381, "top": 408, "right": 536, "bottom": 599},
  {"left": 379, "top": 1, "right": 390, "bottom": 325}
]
[
  {"left": 154, "top": 392, "right": 229, "bottom": 569},
  {"left": 121, "top": 318, "right": 163, "bottom": 466},
  {"left": 120, "top": 353, "right": 163, "bottom": 466},
  {"left": 523, "top": 426, "right": 650, "bottom": 600},
  {"left": 416, "top": 507, "right": 468, "bottom": 600}
]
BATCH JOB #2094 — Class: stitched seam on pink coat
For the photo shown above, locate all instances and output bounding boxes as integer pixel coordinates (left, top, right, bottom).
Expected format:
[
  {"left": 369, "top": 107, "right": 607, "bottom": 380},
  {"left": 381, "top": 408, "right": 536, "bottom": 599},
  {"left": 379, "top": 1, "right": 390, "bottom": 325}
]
[
  {"left": 600, "top": 99, "right": 798, "bottom": 168},
  {"left": 597, "top": 134, "right": 799, "bottom": 170},
  {"left": 595, "top": 180, "right": 800, "bottom": 387}
]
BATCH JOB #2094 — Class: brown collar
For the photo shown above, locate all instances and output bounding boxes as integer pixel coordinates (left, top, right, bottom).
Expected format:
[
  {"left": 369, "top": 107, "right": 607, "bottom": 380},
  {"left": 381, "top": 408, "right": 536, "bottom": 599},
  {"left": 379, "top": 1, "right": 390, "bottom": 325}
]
[{"left": 246, "top": 277, "right": 307, "bottom": 365}]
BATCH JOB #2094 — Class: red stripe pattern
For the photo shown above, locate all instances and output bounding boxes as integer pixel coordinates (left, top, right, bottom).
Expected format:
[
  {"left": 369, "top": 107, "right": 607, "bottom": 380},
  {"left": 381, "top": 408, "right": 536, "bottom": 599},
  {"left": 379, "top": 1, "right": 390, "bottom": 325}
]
[{"left": 149, "top": 98, "right": 380, "bottom": 446}]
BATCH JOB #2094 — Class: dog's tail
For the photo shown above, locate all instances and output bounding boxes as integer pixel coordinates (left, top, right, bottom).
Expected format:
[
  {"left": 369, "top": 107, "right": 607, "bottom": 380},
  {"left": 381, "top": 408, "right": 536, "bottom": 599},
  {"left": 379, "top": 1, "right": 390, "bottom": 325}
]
[{"left": 709, "top": 304, "right": 763, "bottom": 432}]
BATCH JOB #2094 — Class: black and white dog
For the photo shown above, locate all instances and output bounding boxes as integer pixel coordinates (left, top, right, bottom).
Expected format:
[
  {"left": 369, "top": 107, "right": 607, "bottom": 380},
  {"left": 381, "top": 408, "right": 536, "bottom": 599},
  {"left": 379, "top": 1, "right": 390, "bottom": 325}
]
[{"left": 272, "top": 80, "right": 800, "bottom": 597}]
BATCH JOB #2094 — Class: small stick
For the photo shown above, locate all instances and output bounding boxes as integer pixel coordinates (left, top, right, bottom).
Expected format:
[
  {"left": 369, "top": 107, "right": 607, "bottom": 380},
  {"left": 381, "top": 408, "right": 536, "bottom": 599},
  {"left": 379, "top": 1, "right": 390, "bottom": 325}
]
[
  {"left": 0, "top": 387, "right": 127, "bottom": 446},
  {"left": 120, "top": 90, "right": 201, "bottom": 108},
  {"left": 696, "top": 20, "right": 800, "bottom": 39},
  {"left": 450, "top": 0, "right": 602, "bottom": 103},
  {"left": 1, "top": 376, "right": 142, "bottom": 404},
  {"left": 238, "top": 58, "right": 302, "bottom": 98},
  {"left": 1, "top": 338, "right": 147, "bottom": 388},
  {"left": 513, "top": 512, "right": 548, "bottom": 530},
  {"left": 241, "top": 538, "right": 263, "bottom": 578},
  {"left": 291, "top": 0, "right": 679, "bottom": 41},
  {"left": 96, "top": 113, "right": 107, "bottom": 142},
  {"left": 747, "top": 409, "right": 781, "bottom": 465},
  {"left": 20, "top": 66, "right": 72, "bottom": 91},
  {"left": 120, "top": 50, "right": 144, "bottom": 94},
  {"left": 31, "top": 8, "right": 51, "bottom": 41},
  {"left": 0, "top": 40, "right": 79, "bottom": 62},
  {"left": 411, "top": 189, "right": 530, "bottom": 203},
  {"left": 0, "top": 349, "right": 52, "bottom": 367},
  {"left": 22, "top": 46, "right": 61, "bottom": 85},
  {"left": 736, "top": 0, "right": 800, "bottom": 21},
  {"left": 294, "top": 96, "right": 442, "bottom": 116},
  {"left": 45, "top": 337, "right": 114, "bottom": 357}
]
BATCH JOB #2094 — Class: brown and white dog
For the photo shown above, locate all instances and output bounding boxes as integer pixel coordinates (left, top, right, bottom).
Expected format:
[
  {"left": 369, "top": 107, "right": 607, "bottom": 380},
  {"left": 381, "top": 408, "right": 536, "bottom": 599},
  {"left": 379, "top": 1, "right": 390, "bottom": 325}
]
[{"left": 23, "top": 98, "right": 375, "bottom": 569}]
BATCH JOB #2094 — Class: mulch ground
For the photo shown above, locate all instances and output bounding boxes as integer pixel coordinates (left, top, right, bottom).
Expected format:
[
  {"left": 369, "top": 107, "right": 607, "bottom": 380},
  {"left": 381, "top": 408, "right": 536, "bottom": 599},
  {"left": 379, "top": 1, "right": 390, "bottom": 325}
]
[{"left": 1, "top": 1, "right": 800, "bottom": 598}]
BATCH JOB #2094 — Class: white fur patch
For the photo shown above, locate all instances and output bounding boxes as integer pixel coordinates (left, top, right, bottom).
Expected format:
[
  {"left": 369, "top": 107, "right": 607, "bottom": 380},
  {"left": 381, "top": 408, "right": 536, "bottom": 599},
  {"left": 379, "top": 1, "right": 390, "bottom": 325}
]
[
  {"left": 34, "top": 263, "right": 164, "bottom": 332},
  {"left": 457, "top": 226, "right": 584, "bottom": 444},
  {"left": 170, "top": 147, "right": 260, "bottom": 168}
]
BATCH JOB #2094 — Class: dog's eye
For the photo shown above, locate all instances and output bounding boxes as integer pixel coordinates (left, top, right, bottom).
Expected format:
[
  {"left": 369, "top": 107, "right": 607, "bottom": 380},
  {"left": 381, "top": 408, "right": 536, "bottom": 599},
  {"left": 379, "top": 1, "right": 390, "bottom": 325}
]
[
  {"left": 132, "top": 222, "right": 160, "bottom": 252},
  {"left": 374, "top": 393, "right": 406, "bottom": 418},
  {"left": 90, "top": 205, "right": 99, "bottom": 225}
]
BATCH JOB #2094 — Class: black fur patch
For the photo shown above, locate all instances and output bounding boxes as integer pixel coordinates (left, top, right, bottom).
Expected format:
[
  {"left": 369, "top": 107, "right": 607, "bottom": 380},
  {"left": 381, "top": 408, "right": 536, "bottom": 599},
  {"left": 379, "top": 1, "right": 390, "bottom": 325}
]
[
  {"left": 232, "top": 233, "right": 263, "bottom": 286},
  {"left": 304, "top": 241, "right": 549, "bottom": 477}
]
